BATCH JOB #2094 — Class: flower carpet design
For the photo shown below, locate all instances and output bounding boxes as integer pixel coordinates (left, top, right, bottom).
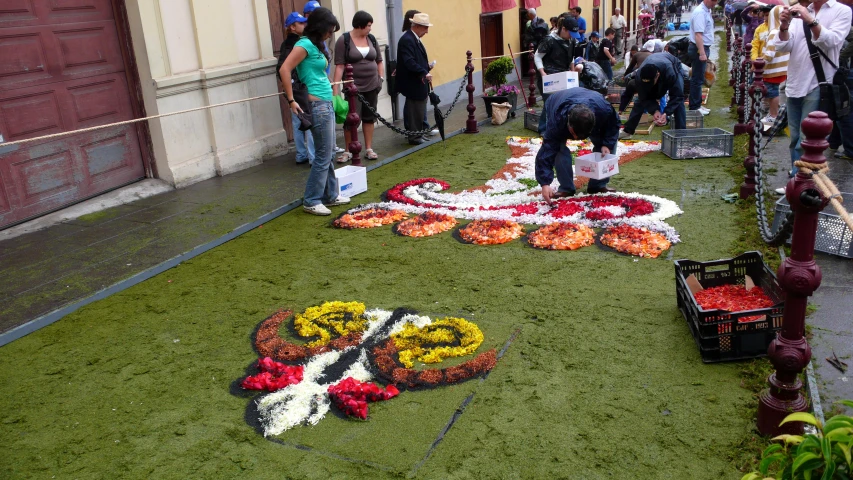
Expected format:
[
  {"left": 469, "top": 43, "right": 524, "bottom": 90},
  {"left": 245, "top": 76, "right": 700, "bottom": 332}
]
[
  {"left": 240, "top": 301, "right": 496, "bottom": 436},
  {"left": 335, "top": 137, "right": 683, "bottom": 251}
]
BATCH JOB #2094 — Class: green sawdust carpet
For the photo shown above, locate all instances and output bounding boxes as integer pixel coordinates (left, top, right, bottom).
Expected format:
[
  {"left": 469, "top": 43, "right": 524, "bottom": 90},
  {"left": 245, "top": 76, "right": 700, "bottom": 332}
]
[{"left": 1, "top": 119, "right": 753, "bottom": 479}]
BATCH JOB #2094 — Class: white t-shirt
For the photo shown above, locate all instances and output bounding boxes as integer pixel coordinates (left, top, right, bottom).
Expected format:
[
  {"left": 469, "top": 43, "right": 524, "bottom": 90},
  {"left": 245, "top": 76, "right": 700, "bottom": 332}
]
[{"left": 611, "top": 15, "right": 627, "bottom": 29}]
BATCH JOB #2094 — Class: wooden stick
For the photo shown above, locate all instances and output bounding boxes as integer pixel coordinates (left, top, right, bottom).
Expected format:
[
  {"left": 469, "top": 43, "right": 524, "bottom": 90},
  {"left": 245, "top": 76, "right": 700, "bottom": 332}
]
[{"left": 508, "top": 43, "right": 531, "bottom": 111}]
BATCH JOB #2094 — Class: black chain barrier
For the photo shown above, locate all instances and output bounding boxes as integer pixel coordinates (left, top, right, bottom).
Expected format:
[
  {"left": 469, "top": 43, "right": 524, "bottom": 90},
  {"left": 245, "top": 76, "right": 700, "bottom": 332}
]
[
  {"left": 751, "top": 80, "right": 795, "bottom": 245},
  {"left": 353, "top": 66, "right": 472, "bottom": 138}
]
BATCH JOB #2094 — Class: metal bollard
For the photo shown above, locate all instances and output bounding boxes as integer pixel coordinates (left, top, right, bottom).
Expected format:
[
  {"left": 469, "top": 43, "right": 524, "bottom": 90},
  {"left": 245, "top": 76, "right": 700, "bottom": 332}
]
[
  {"left": 343, "top": 64, "right": 362, "bottom": 166},
  {"left": 756, "top": 112, "right": 833, "bottom": 436},
  {"left": 465, "top": 50, "right": 478, "bottom": 134}
]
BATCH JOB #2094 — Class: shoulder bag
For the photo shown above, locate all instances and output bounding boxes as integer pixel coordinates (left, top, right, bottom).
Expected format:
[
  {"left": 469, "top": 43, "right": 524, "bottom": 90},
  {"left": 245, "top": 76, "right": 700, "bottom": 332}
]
[{"left": 805, "top": 26, "right": 851, "bottom": 120}]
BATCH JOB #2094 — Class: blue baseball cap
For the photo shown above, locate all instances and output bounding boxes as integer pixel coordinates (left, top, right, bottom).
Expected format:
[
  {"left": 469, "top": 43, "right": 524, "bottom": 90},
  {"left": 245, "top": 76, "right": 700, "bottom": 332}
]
[
  {"left": 285, "top": 12, "right": 307, "bottom": 27},
  {"left": 303, "top": 1, "right": 321, "bottom": 14}
]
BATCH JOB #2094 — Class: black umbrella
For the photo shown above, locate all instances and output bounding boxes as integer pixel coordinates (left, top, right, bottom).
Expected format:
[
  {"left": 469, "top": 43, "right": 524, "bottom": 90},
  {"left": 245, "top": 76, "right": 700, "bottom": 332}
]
[
  {"left": 759, "top": 106, "right": 788, "bottom": 152},
  {"left": 428, "top": 84, "right": 446, "bottom": 142}
]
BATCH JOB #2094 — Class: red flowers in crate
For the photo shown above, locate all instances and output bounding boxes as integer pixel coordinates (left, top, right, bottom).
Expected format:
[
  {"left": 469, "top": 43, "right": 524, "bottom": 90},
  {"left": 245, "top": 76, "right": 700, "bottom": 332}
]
[
  {"left": 693, "top": 284, "right": 775, "bottom": 323},
  {"left": 327, "top": 377, "right": 400, "bottom": 419},
  {"left": 241, "top": 357, "right": 304, "bottom": 392}
]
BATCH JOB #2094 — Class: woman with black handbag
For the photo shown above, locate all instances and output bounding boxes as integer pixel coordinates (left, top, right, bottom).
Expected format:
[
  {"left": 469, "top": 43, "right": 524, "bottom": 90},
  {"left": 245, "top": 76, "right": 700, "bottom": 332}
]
[{"left": 280, "top": 8, "right": 350, "bottom": 216}]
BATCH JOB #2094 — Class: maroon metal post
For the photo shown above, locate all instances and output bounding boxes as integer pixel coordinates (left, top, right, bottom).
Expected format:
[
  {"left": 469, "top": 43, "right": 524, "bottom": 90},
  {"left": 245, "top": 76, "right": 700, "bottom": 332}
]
[
  {"left": 730, "top": 36, "right": 741, "bottom": 107},
  {"left": 735, "top": 44, "right": 751, "bottom": 134},
  {"left": 527, "top": 43, "right": 537, "bottom": 108},
  {"left": 465, "top": 50, "right": 478, "bottom": 134},
  {"left": 741, "top": 59, "right": 765, "bottom": 199},
  {"left": 756, "top": 112, "right": 832, "bottom": 436},
  {"left": 726, "top": 18, "right": 732, "bottom": 52},
  {"left": 343, "top": 64, "right": 362, "bottom": 166}
]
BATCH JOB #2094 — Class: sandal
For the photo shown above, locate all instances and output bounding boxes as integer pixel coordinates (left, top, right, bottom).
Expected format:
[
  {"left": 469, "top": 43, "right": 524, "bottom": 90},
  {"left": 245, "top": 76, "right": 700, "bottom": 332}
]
[
  {"left": 365, "top": 148, "right": 378, "bottom": 160},
  {"left": 336, "top": 152, "right": 352, "bottom": 163}
]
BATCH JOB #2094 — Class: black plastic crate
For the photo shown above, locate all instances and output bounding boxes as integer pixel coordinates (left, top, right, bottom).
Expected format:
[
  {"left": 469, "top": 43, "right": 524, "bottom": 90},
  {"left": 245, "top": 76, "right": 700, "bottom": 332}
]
[
  {"left": 524, "top": 110, "right": 540, "bottom": 132},
  {"left": 771, "top": 193, "right": 853, "bottom": 258},
  {"left": 674, "top": 251, "right": 785, "bottom": 363},
  {"left": 662, "top": 128, "right": 733, "bottom": 159}
]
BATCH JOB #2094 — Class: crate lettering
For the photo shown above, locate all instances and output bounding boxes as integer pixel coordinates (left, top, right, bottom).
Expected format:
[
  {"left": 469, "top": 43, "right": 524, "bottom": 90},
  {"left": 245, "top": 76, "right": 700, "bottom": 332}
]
[{"left": 342, "top": 183, "right": 353, "bottom": 191}]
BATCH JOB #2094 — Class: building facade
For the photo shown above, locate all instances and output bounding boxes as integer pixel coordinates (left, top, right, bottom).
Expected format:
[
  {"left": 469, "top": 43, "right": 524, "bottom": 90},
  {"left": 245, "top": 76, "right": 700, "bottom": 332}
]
[{"left": 0, "top": 0, "right": 630, "bottom": 229}]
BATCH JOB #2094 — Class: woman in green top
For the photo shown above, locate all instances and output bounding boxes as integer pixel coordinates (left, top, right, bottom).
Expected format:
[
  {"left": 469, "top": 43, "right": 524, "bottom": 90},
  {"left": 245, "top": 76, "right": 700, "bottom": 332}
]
[{"left": 280, "top": 7, "right": 347, "bottom": 216}]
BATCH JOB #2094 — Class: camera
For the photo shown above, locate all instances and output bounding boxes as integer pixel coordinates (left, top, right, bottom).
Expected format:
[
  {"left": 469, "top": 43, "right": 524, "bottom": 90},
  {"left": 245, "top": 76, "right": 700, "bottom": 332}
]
[{"left": 791, "top": 10, "right": 800, "bottom": 17}]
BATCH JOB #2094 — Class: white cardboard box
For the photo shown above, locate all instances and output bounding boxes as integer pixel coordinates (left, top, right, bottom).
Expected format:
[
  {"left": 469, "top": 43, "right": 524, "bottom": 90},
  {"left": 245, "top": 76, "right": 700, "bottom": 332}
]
[
  {"left": 335, "top": 165, "right": 367, "bottom": 196},
  {"left": 542, "top": 71, "right": 579, "bottom": 94},
  {"left": 574, "top": 152, "right": 619, "bottom": 180}
]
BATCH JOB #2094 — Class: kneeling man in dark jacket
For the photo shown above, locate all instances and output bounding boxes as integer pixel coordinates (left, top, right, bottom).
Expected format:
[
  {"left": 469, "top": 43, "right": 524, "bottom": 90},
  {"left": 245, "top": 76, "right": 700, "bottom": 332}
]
[{"left": 536, "top": 88, "right": 621, "bottom": 201}]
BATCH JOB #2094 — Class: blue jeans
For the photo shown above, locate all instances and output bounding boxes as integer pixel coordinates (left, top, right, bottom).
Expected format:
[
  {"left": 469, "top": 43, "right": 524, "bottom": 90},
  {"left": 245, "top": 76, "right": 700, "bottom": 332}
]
[
  {"left": 291, "top": 111, "right": 315, "bottom": 164},
  {"left": 597, "top": 60, "right": 614, "bottom": 80},
  {"left": 303, "top": 100, "right": 340, "bottom": 206},
  {"left": 554, "top": 141, "right": 611, "bottom": 194},
  {"left": 687, "top": 43, "right": 709, "bottom": 110},
  {"left": 786, "top": 87, "right": 821, "bottom": 176}
]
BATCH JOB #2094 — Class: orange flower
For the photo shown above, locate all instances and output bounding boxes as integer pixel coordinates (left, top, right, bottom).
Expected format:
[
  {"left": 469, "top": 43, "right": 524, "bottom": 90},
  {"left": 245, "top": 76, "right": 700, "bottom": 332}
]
[
  {"left": 459, "top": 220, "right": 524, "bottom": 245},
  {"left": 600, "top": 225, "right": 671, "bottom": 258},
  {"left": 333, "top": 208, "right": 408, "bottom": 229},
  {"left": 396, "top": 212, "right": 457, "bottom": 237},
  {"left": 528, "top": 222, "right": 595, "bottom": 250}
]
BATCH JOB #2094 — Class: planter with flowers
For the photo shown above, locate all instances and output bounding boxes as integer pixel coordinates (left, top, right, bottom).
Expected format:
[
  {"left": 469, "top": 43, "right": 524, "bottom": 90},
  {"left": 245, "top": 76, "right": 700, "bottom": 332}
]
[{"left": 482, "top": 57, "right": 520, "bottom": 118}]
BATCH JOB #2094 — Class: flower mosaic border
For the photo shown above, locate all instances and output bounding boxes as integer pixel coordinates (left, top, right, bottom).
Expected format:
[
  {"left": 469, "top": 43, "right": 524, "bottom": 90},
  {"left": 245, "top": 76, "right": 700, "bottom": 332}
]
[
  {"left": 241, "top": 303, "right": 496, "bottom": 436},
  {"left": 339, "top": 137, "right": 683, "bottom": 243}
]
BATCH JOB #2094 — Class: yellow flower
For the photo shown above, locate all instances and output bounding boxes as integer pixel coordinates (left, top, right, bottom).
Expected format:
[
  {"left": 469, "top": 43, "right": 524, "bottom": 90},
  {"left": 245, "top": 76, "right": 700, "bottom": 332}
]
[
  {"left": 391, "top": 317, "right": 485, "bottom": 368},
  {"left": 293, "top": 301, "right": 367, "bottom": 347}
]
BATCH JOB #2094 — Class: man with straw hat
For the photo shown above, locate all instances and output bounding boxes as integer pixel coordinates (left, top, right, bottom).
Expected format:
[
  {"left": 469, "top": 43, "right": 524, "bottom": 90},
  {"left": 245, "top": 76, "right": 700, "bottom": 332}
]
[{"left": 396, "top": 12, "right": 433, "bottom": 145}]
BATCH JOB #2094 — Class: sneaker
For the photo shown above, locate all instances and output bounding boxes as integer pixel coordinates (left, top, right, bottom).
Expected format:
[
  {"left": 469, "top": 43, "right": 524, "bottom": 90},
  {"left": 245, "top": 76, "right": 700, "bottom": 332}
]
[
  {"left": 835, "top": 150, "right": 853, "bottom": 160},
  {"left": 428, "top": 128, "right": 440, "bottom": 136},
  {"left": 303, "top": 204, "right": 332, "bottom": 215},
  {"left": 761, "top": 115, "right": 776, "bottom": 124},
  {"left": 334, "top": 146, "right": 346, "bottom": 154},
  {"left": 774, "top": 187, "right": 785, "bottom": 195},
  {"left": 618, "top": 130, "right": 633, "bottom": 140},
  {"left": 698, "top": 107, "right": 710, "bottom": 116},
  {"left": 325, "top": 195, "right": 351, "bottom": 206}
]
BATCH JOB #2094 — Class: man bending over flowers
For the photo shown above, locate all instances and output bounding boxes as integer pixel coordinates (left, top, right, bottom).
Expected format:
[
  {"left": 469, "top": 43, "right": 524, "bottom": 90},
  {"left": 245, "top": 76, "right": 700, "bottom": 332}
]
[{"left": 536, "top": 88, "right": 620, "bottom": 203}]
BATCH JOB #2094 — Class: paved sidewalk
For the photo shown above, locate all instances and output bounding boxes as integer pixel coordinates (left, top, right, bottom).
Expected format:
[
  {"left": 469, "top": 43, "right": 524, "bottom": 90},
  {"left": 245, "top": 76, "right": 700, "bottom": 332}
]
[{"left": 0, "top": 98, "right": 495, "bottom": 337}]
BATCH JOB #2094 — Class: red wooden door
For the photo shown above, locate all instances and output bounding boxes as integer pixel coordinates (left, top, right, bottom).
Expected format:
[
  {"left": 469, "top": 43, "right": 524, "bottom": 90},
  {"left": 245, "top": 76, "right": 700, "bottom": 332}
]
[
  {"left": 479, "top": 13, "right": 504, "bottom": 89},
  {"left": 0, "top": 0, "right": 145, "bottom": 229}
]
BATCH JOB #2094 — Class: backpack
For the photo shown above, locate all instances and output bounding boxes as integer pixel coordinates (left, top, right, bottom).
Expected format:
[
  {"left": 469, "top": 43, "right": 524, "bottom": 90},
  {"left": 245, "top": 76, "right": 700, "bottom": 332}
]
[
  {"left": 587, "top": 42, "right": 599, "bottom": 61},
  {"left": 343, "top": 32, "right": 381, "bottom": 63},
  {"left": 667, "top": 36, "right": 691, "bottom": 65}
]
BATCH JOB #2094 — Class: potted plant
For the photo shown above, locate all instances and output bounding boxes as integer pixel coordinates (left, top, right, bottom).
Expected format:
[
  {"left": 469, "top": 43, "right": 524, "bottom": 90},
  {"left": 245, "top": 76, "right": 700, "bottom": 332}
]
[{"left": 482, "top": 56, "right": 520, "bottom": 117}]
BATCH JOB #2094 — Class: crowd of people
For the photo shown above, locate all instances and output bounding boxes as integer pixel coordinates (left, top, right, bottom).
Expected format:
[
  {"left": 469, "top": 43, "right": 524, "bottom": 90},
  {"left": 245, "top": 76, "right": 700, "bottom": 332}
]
[
  {"left": 278, "top": 0, "right": 853, "bottom": 214},
  {"left": 727, "top": 0, "right": 851, "bottom": 194},
  {"left": 277, "top": 3, "right": 440, "bottom": 215}
]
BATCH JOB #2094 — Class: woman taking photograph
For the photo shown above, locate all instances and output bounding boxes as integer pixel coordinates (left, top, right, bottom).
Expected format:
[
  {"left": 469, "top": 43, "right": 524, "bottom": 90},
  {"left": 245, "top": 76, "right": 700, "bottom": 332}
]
[
  {"left": 280, "top": 7, "right": 349, "bottom": 216},
  {"left": 333, "top": 10, "right": 384, "bottom": 162}
]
